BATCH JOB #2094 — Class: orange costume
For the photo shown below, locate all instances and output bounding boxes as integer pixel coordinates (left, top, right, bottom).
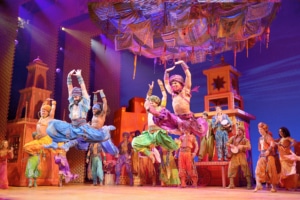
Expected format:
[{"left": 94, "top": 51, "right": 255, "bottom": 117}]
[
  {"left": 177, "top": 133, "right": 198, "bottom": 188},
  {"left": 254, "top": 122, "right": 279, "bottom": 192}
]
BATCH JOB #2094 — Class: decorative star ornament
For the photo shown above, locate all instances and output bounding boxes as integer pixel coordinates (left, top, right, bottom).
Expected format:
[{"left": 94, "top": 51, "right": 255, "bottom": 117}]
[{"left": 212, "top": 76, "right": 226, "bottom": 91}]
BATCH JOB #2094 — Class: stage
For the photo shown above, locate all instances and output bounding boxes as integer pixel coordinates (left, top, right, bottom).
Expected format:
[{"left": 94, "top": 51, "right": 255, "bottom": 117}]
[{"left": 1, "top": 184, "right": 299, "bottom": 200}]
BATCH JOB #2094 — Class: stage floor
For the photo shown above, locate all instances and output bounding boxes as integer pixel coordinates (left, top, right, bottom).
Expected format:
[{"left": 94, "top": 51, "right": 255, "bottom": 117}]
[{"left": 1, "top": 184, "right": 299, "bottom": 200}]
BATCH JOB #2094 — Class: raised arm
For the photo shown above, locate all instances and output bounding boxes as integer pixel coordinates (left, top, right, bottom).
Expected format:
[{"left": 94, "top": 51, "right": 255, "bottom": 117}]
[
  {"left": 144, "top": 81, "right": 154, "bottom": 110},
  {"left": 67, "top": 69, "right": 76, "bottom": 97},
  {"left": 74, "top": 69, "right": 89, "bottom": 100},
  {"left": 92, "top": 90, "right": 107, "bottom": 117},
  {"left": 47, "top": 98, "right": 56, "bottom": 119},
  {"left": 175, "top": 60, "right": 191, "bottom": 90},
  {"left": 146, "top": 81, "right": 154, "bottom": 99},
  {"left": 157, "top": 79, "right": 167, "bottom": 108},
  {"left": 93, "top": 91, "right": 98, "bottom": 105},
  {"left": 99, "top": 90, "right": 107, "bottom": 115},
  {"left": 164, "top": 65, "right": 176, "bottom": 95}
]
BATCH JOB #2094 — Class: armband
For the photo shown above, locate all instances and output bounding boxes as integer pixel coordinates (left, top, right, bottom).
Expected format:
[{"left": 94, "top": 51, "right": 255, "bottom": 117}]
[
  {"left": 67, "top": 76, "right": 72, "bottom": 85},
  {"left": 77, "top": 76, "right": 84, "bottom": 84},
  {"left": 161, "top": 100, "right": 166, "bottom": 107},
  {"left": 100, "top": 90, "right": 106, "bottom": 98}
]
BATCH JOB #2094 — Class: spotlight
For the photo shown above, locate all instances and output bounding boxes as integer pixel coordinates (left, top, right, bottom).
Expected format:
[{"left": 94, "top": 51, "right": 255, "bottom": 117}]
[
  {"left": 17, "top": 17, "right": 29, "bottom": 28},
  {"left": 56, "top": 68, "right": 61, "bottom": 73},
  {"left": 15, "top": 40, "right": 19, "bottom": 46},
  {"left": 59, "top": 47, "right": 63, "bottom": 51},
  {"left": 61, "top": 27, "right": 65, "bottom": 31}
]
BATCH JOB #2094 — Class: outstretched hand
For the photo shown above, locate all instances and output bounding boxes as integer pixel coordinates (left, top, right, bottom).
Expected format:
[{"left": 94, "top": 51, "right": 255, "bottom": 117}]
[
  {"left": 93, "top": 89, "right": 103, "bottom": 94},
  {"left": 165, "top": 65, "right": 176, "bottom": 73},
  {"left": 157, "top": 79, "right": 163, "bottom": 86},
  {"left": 68, "top": 69, "right": 76, "bottom": 77},
  {"left": 148, "top": 81, "right": 154, "bottom": 90},
  {"left": 74, "top": 69, "right": 82, "bottom": 77},
  {"left": 175, "top": 60, "right": 185, "bottom": 65}
]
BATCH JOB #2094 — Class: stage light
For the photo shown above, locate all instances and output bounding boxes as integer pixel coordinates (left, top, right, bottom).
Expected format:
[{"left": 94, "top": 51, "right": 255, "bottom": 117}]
[
  {"left": 61, "top": 27, "right": 65, "bottom": 31},
  {"left": 18, "top": 17, "right": 29, "bottom": 29},
  {"left": 59, "top": 47, "right": 63, "bottom": 51}
]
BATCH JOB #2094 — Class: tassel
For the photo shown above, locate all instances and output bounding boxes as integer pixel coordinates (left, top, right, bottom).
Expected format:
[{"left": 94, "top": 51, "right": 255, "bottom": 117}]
[
  {"left": 259, "top": 36, "right": 262, "bottom": 53},
  {"left": 191, "top": 46, "right": 195, "bottom": 63},
  {"left": 246, "top": 40, "right": 248, "bottom": 58},
  {"left": 265, "top": 27, "right": 270, "bottom": 49},
  {"left": 133, "top": 54, "right": 137, "bottom": 80},
  {"left": 139, "top": 45, "right": 142, "bottom": 56}
]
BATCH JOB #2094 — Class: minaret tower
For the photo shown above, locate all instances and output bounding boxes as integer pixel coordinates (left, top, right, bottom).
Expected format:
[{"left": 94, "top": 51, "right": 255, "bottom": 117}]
[
  {"left": 15, "top": 57, "right": 52, "bottom": 120},
  {"left": 7, "top": 57, "right": 58, "bottom": 186}
]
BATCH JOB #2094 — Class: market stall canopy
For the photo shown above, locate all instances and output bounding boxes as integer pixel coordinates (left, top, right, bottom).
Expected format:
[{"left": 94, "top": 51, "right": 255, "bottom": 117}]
[{"left": 88, "top": 0, "right": 281, "bottom": 65}]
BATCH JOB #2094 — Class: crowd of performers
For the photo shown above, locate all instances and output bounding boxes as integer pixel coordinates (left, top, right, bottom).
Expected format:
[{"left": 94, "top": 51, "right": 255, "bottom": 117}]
[{"left": 0, "top": 61, "right": 299, "bottom": 192}]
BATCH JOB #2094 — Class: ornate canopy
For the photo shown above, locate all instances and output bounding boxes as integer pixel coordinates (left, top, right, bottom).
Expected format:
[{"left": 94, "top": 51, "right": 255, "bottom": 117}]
[{"left": 88, "top": 1, "right": 281, "bottom": 65}]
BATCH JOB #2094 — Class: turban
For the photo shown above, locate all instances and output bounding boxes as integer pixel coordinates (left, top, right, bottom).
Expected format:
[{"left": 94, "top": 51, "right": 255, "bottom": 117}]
[
  {"left": 170, "top": 74, "right": 184, "bottom": 86},
  {"left": 149, "top": 95, "right": 161, "bottom": 105},
  {"left": 92, "top": 103, "right": 101, "bottom": 110},
  {"left": 42, "top": 104, "right": 51, "bottom": 112},
  {"left": 72, "top": 87, "right": 82, "bottom": 97},
  {"left": 122, "top": 132, "right": 130, "bottom": 138},
  {"left": 237, "top": 126, "right": 245, "bottom": 133}
]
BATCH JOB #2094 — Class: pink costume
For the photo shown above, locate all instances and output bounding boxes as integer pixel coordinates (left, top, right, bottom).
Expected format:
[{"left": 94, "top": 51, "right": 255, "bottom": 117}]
[{"left": 0, "top": 148, "right": 13, "bottom": 189}]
